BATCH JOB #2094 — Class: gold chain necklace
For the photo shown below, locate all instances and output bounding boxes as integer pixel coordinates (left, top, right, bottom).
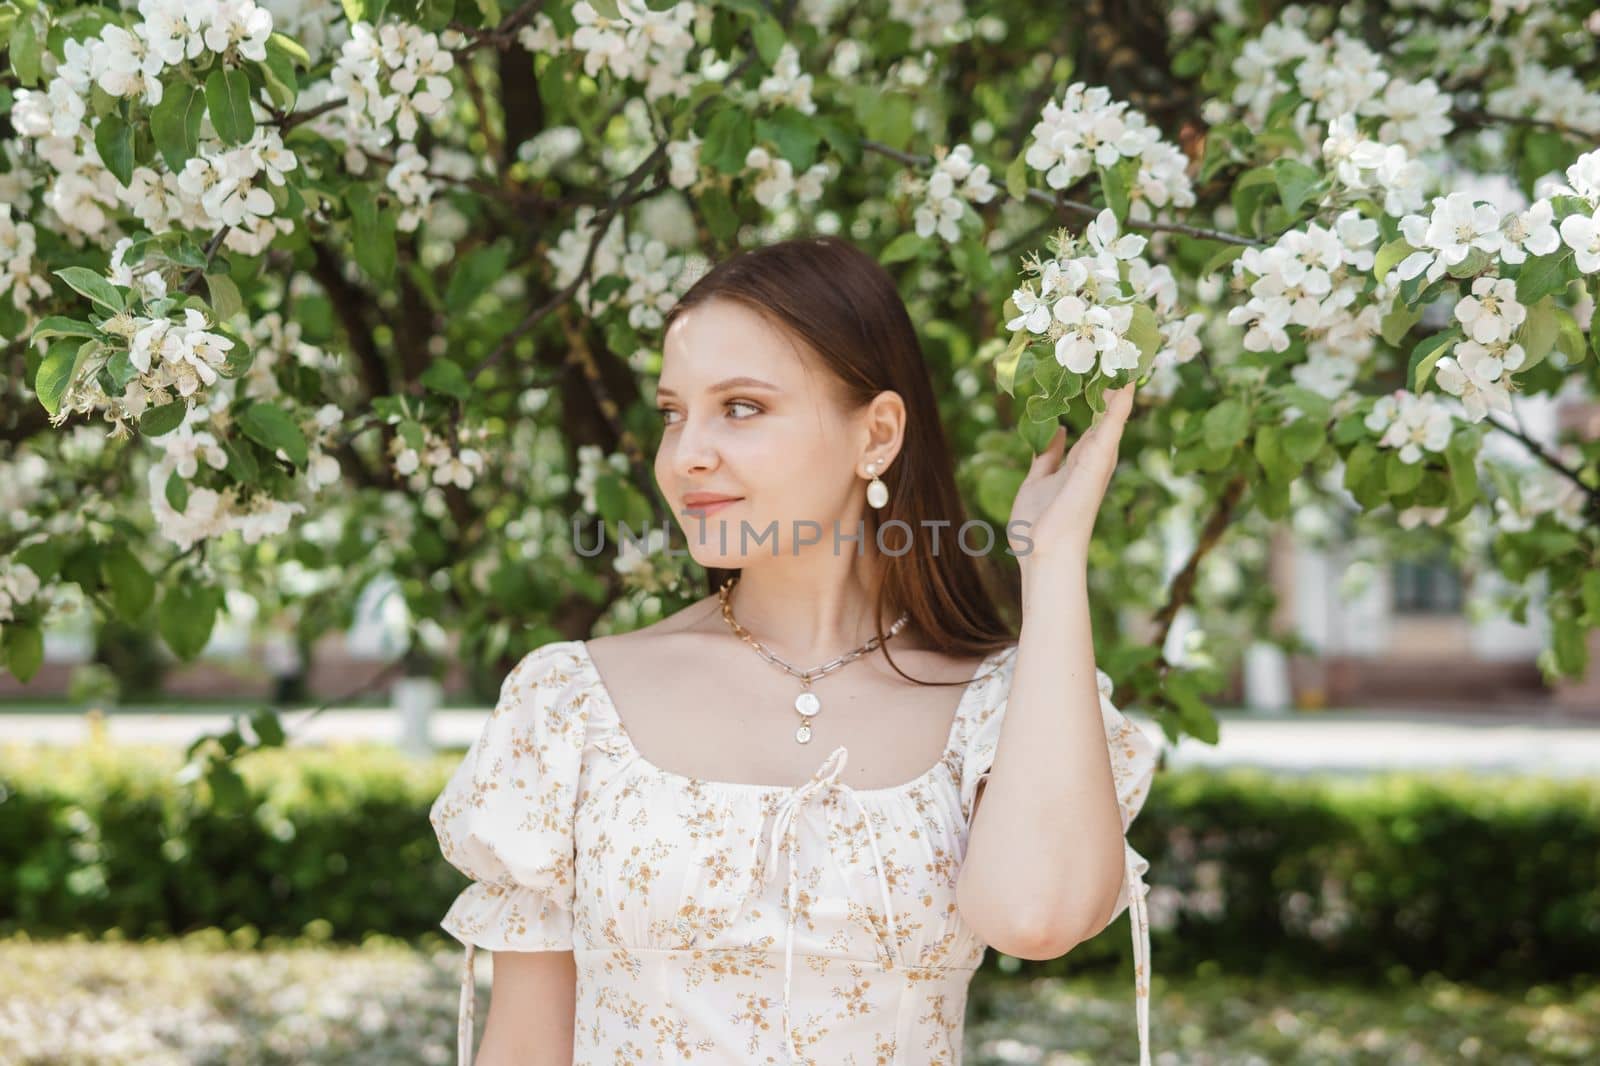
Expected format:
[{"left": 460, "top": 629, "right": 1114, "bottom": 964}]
[{"left": 718, "top": 574, "right": 911, "bottom": 745}]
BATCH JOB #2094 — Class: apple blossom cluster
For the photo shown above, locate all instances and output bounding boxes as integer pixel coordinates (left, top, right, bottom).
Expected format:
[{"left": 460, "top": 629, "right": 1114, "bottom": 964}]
[
  {"left": 1288, "top": 300, "right": 1388, "bottom": 401},
  {"left": 1363, "top": 388, "right": 1455, "bottom": 464},
  {"left": 1006, "top": 208, "right": 1194, "bottom": 377},
  {"left": 148, "top": 465, "right": 307, "bottom": 549},
  {"left": 48, "top": 297, "right": 238, "bottom": 440},
  {"left": 329, "top": 20, "right": 455, "bottom": 144},
  {"left": 1224, "top": 208, "right": 1382, "bottom": 354},
  {"left": 576, "top": 445, "right": 632, "bottom": 516},
  {"left": 1391, "top": 190, "right": 1561, "bottom": 286},
  {"left": 907, "top": 144, "right": 997, "bottom": 243},
  {"left": 744, "top": 146, "right": 833, "bottom": 209},
  {"left": 388, "top": 423, "right": 487, "bottom": 492},
  {"left": 10, "top": 2, "right": 300, "bottom": 255},
  {"left": 756, "top": 44, "right": 817, "bottom": 115},
  {"left": 546, "top": 206, "right": 697, "bottom": 327},
  {"left": 1484, "top": 62, "right": 1600, "bottom": 143},
  {"left": 1225, "top": 14, "right": 1455, "bottom": 156},
  {"left": 1491, "top": 457, "right": 1589, "bottom": 533},
  {"left": 1557, "top": 150, "right": 1600, "bottom": 272},
  {"left": 517, "top": 2, "right": 699, "bottom": 104},
  {"left": 0, "top": 205, "right": 52, "bottom": 317},
  {"left": 1319, "top": 115, "right": 1430, "bottom": 218},
  {"left": 613, "top": 526, "right": 672, "bottom": 580},
  {"left": 1022, "top": 82, "right": 1197, "bottom": 221},
  {"left": 885, "top": 0, "right": 969, "bottom": 50},
  {"left": 621, "top": 236, "right": 690, "bottom": 331},
  {"left": 0, "top": 562, "right": 42, "bottom": 624}
]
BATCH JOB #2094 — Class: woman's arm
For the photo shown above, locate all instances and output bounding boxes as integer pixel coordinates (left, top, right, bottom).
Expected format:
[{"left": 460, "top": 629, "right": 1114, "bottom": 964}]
[
  {"left": 474, "top": 950, "right": 577, "bottom": 1066},
  {"left": 956, "top": 382, "right": 1138, "bottom": 959},
  {"left": 955, "top": 561, "right": 1128, "bottom": 958}
]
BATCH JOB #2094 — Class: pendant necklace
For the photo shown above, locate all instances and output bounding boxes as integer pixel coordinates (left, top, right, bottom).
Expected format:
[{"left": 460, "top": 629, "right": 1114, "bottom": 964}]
[{"left": 718, "top": 574, "right": 911, "bottom": 745}]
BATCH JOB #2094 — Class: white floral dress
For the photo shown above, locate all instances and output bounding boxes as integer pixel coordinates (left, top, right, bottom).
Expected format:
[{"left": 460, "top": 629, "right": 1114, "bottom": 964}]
[{"left": 429, "top": 638, "right": 1160, "bottom": 1066}]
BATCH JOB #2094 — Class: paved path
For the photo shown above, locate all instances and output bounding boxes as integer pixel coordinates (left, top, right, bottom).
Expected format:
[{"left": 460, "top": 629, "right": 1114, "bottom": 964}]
[{"left": 3, "top": 705, "right": 1596, "bottom": 777}]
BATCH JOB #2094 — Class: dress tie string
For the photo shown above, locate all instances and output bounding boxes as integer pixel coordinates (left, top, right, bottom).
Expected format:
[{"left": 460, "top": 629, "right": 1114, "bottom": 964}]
[
  {"left": 760, "top": 745, "right": 905, "bottom": 1064},
  {"left": 457, "top": 941, "right": 477, "bottom": 1066},
  {"left": 1128, "top": 845, "right": 1152, "bottom": 1066}
]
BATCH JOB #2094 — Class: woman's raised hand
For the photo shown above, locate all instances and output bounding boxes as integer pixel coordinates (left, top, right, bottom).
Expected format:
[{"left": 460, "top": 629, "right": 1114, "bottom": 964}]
[{"left": 1007, "top": 380, "right": 1137, "bottom": 572}]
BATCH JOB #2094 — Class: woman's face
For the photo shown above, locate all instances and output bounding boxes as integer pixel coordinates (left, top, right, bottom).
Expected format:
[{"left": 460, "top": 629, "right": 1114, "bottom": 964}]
[{"left": 653, "top": 298, "right": 900, "bottom": 568}]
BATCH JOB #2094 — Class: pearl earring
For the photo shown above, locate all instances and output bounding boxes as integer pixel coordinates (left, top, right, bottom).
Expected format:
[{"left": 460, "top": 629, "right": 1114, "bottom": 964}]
[{"left": 865, "top": 460, "right": 888, "bottom": 509}]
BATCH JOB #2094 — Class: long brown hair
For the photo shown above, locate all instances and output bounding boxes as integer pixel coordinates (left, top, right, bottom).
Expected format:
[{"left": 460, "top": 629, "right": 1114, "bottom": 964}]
[{"left": 659, "top": 234, "right": 1020, "bottom": 687}]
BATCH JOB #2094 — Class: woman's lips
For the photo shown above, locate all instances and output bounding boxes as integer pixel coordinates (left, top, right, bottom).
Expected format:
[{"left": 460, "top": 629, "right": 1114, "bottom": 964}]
[{"left": 683, "top": 498, "right": 741, "bottom": 517}]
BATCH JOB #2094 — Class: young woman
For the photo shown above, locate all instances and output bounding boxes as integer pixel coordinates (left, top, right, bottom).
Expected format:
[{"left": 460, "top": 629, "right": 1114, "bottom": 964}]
[{"left": 429, "top": 236, "right": 1159, "bottom": 1065}]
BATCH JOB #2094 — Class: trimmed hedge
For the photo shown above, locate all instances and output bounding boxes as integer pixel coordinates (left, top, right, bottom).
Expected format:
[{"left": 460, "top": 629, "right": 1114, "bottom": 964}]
[{"left": 2, "top": 741, "right": 1596, "bottom": 983}]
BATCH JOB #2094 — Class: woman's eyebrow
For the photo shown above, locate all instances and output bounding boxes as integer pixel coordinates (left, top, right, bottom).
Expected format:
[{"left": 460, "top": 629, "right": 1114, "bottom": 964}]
[{"left": 657, "top": 376, "right": 781, "bottom": 397}]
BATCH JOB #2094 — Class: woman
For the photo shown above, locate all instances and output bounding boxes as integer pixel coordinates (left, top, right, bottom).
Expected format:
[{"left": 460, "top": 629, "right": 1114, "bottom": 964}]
[{"left": 429, "top": 235, "right": 1159, "bottom": 1065}]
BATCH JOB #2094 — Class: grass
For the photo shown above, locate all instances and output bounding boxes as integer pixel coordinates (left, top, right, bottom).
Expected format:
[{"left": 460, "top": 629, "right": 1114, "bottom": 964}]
[{"left": 0, "top": 934, "right": 1593, "bottom": 1064}]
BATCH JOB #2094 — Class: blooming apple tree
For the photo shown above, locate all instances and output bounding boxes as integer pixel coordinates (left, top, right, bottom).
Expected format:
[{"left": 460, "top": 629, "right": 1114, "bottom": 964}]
[{"left": 1, "top": 0, "right": 1599, "bottom": 795}]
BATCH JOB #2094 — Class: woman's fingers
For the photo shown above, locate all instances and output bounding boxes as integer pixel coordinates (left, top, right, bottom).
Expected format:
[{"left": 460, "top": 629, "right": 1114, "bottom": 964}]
[{"left": 1029, "top": 423, "right": 1068, "bottom": 479}]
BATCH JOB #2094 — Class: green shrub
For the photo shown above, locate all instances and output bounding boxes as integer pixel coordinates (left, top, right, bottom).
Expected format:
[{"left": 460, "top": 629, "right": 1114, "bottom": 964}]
[{"left": 2, "top": 742, "right": 1595, "bottom": 983}]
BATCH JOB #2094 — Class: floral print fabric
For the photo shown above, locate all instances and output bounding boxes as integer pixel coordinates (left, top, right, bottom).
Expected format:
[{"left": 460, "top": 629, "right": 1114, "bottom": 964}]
[{"left": 429, "top": 638, "right": 1160, "bottom": 1065}]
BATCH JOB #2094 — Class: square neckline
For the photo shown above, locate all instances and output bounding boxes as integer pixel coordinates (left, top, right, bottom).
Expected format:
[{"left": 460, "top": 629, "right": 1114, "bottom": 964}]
[{"left": 573, "top": 638, "right": 1013, "bottom": 797}]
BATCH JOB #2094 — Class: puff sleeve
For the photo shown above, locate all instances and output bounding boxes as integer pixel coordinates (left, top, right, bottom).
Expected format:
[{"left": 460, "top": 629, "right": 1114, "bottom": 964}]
[
  {"left": 428, "top": 641, "right": 591, "bottom": 1066},
  {"left": 956, "top": 651, "right": 1162, "bottom": 1066}
]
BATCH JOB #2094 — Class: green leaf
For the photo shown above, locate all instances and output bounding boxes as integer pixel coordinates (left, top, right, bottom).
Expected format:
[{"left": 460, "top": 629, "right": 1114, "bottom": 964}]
[
  {"left": 140, "top": 400, "right": 189, "bottom": 437},
  {"left": 35, "top": 339, "right": 82, "bottom": 416},
  {"left": 250, "top": 708, "right": 287, "bottom": 747},
  {"left": 1446, "top": 247, "right": 1492, "bottom": 280},
  {"left": 1201, "top": 243, "right": 1246, "bottom": 278},
  {"left": 1281, "top": 416, "right": 1324, "bottom": 465},
  {"left": 159, "top": 581, "right": 224, "bottom": 660},
  {"left": 995, "top": 328, "right": 1030, "bottom": 394},
  {"left": 444, "top": 241, "right": 511, "bottom": 313},
  {"left": 700, "top": 106, "right": 755, "bottom": 175},
  {"left": 420, "top": 359, "right": 470, "bottom": 400},
  {"left": 698, "top": 185, "right": 738, "bottom": 240},
  {"left": 1582, "top": 571, "right": 1600, "bottom": 625},
  {"left": 880, "top": 232, "right": 924, "bottom": 264},
  {"left": 94, "top": 113, "right": 135, "bottom": 187},
  {"left": 1373, "top": 238, "right": 1415, "bottom": 283},
  {"left": 205, "top": 66, "right": 255, "bottom": 146},
  {"left": 1551, "top": 613, "right": 1590, "bottom": 678},
  {"left": 1386, "top": 450, "right": 1424, "bottom": 495},
  {"left": 166, "top": 468, "right": 189, "bottom": 512},
  {"left": 54, "top": 267, "right": 124, "bottom": 313},
  {"left": 205, "top": 272, "right": 244, "bottom": 322},
  {"left": 975, "top": 465, "right": 1025, "bottom": 524},
  {"left": 1515, "top": 250, "right": 1573, "bottom": 305},
  {"left": 1098, "top": 160, "right": 1130, "bottom": 223},
  {"left": 857, "top": 91, "right": 913, "bottom": 150},
  {"left": 30, "top": 317, "right": 99, "bottom": 342},
  {"left": 101, "top": 542, "right": 155, "bottom": 623},
  {"left": 344, "top": 184, "right": 396, "bottom": 285},
  {"left": 10, "top": 10, "right": 40, "bottom": 87},
  {"left": 1380, "top": 302, "right": 1422, "bottom": 346},
  {"left": 3, "top": 622, "right": 44, "bottom": 682},
  {"left": 1407, "top": 329, "right": 1459, "bottom": 392},
  {"left": 152, "top": 82, "right": 205, "bottom": 172},
  {"left": 205, "top": 762, "right": 250, "bottom": 812},
  {"left": 267, "top": 31, "right": 312, "bottom": 70},
  {"left": 811, "top": 114, "right": 860, "bottom": 168},
  {"left": 1202, "top": 398, "right": 1249, "bottom": 451},
  {"left": 755, "top": 107, "right": 821, "bottom": 171},
  {"left": 1005, "top": 154, "right": 1029, "bottom": 201},
  {"left": 1126, "top": 302, "right": 1161, "bottom": 363},
  {"left": 1515, "top": 296, "right": 1559, "bottom": 370},
  {"left": 237, "top": 400, "right": 309, "bottom": 468},
  {"left": 260, "top": 45, "right": 299, "bottom": 110},
  {"left": 751, "top": 15, "right": 784, "bottom": 67},
  {"left": 1272, "top": 158, "right": 1321, "bottom": 215}
]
